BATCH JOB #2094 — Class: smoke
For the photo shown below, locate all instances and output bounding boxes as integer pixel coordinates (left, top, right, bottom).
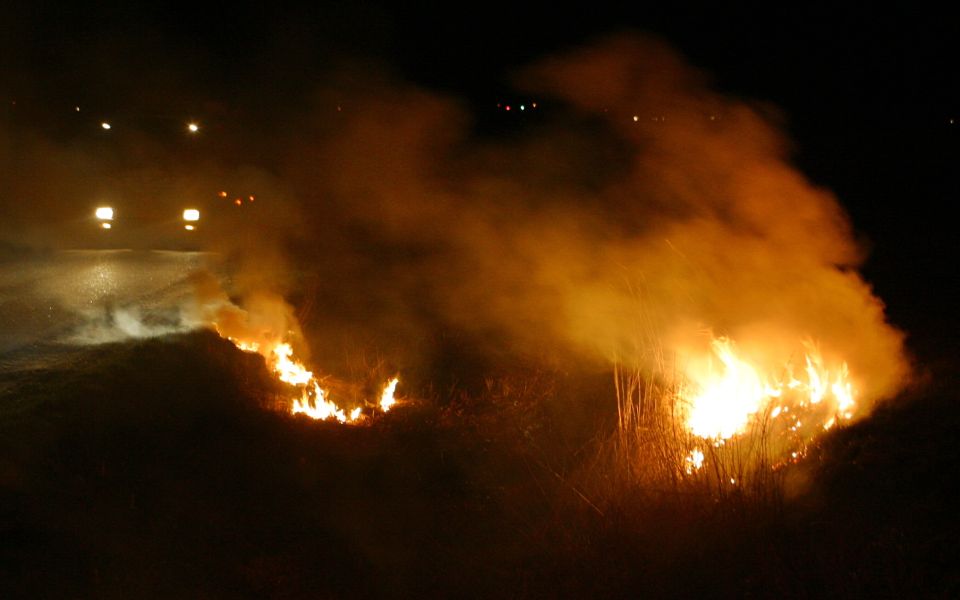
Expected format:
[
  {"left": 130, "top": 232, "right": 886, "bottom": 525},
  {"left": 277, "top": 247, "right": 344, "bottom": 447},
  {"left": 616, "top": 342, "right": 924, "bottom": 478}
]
[
  {"left": 186, "top": 270, "right": 308, "bottom": 358},
  {"left": 1, "top": 33, "right": 909, "bottom": 410},
  {"left": 277, "top": 35, "right": 908, "bottom": 407}
]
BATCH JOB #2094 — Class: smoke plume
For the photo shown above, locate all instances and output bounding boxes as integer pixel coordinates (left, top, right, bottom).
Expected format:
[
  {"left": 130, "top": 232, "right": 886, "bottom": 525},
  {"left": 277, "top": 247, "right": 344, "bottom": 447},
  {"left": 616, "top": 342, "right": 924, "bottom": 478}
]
[
  {"left": 1, "top": 34, "right": 909, "bottom": 410},
  {"left": 279, "top": 35, "right": 908, "bottom": 408}
]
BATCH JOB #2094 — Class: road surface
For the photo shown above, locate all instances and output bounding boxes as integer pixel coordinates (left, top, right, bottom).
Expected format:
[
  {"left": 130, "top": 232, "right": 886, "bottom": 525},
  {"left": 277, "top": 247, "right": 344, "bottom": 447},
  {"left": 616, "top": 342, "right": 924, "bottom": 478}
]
[{"left": 0, "top": 250, "right": 215, "bottom": 363}]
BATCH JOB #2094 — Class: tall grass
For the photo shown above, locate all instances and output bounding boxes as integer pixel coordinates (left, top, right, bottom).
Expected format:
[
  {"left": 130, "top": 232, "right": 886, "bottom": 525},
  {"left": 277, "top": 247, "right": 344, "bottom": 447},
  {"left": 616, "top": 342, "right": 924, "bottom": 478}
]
[{"left": 581, "top": 357, "right": 787, "bottom": 514}]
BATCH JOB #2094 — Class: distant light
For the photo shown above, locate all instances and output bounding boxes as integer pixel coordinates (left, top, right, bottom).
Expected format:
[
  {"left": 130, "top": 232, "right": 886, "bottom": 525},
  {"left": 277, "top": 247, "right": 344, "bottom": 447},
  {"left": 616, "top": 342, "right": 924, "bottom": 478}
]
[
  {"left": 520, "top": 104, "right": 525, "bottom": 111},
  {"left": 95, "top": 206, "right": 114, "bottom": 220},
  {"left": 75, "top": 106, "right": 80, "bottom": 112},
  {"left": 184, "top": 224, "right": 195, "bottom": 231},
  {"left": 182, "top": 208, "right": 200, "bottom": 221},
  {"left": 187, "top": 122, "right": 199, "bottom": 133},
  {"left": 218, "top": 191, "right": 227, "bottom": 198},
  {"left": 531, "top": 102, "right": 537, "bottom": 108},
  {"left": 248, "top": 195, "right": 255, "bottom": 201},
  {"left": 234, "top": 199, "right": 242, "bottom": 206},
  {"left": 101, "top": 122, "right": 111, "bottom": 130},
  {"left": 505, "top": 105, "right": 511, "bottom": 111},
  {"left": 633, "top": 115, "right": 639, "bottom": 122},
  {"left": 101, "top": 222, "right": 112, "bottom": 230}
]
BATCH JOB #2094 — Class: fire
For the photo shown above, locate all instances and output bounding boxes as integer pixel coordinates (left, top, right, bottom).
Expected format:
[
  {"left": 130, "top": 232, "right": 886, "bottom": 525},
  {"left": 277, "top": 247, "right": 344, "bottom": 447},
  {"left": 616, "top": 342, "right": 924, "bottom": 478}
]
[
  {"left": 684, "top": 448, "right": 705, "bottom": 474},
  {"left": 380, "top": 377, "right": 399, "bottom": 412},
  {"left": 217, "top": 331, "right": 399, "bottom": 424},
  {"left": 271, "top": 343, "right": 315, "bottom": 386},
  {"left": 292, "top": 383, "right": 355, "bottom": 423},
  {"left": 680, "top": 337, "right": 857, "bottom": 442}
]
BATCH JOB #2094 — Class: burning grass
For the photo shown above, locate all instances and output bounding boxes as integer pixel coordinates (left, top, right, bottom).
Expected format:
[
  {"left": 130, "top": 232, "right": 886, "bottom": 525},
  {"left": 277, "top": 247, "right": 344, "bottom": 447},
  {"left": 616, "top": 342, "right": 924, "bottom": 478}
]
[{"left": 0, "top": 330, "right": 952, "bottom": 598}]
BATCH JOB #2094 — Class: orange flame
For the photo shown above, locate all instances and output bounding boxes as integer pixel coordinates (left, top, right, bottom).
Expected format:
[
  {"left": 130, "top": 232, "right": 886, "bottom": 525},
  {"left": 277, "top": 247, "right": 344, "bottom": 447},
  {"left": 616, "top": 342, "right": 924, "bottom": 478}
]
[
  {"left": 680, "top": 337, "right": 857, "bottom": 441},
  {"left": 380, "top": 377, "right": 399, "bottom": 412},
  {"left": 217, "top": 331, "right": 376, "bottom": 423}
]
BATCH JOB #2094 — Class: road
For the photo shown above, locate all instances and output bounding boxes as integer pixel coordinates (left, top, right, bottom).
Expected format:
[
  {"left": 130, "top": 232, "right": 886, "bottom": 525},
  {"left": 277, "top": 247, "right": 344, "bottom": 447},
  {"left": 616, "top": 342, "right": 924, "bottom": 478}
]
[{"left": 0, "top": 250, "right": 215, "bottom": 361}]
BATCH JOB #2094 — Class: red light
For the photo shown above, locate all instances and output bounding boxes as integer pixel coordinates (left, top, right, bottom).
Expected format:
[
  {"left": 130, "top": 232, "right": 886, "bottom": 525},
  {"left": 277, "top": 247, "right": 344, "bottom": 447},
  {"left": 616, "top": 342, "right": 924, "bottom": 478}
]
[{"left": 505, "top": 105, "right": 511, "bottom": 111}]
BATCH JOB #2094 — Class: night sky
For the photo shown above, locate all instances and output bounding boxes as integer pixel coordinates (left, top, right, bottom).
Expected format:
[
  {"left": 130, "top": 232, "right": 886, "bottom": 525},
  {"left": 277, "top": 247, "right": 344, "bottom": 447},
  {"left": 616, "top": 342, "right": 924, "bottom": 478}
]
[{"left": 3, "top": 2, "right": 957, "bottom": 352}]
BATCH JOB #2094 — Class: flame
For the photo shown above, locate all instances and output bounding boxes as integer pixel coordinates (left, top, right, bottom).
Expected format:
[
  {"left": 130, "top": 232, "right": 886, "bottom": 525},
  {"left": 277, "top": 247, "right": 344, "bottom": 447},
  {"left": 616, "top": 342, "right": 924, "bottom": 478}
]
[
  {"left": 684, "top": 338, "right": 768, "bottom": 439},
  {"left": 292, "top": 382, "right": 354, "bottom": 423},
  {"left": 380, "top": 377, "right": 399, "bottom": 412},
  {"left": 684, "top": 448, "right": 705, "bottom": 474},
  {"left": 216, "top": 329, "right": 375, "bottom": 423},
  {"left": 271, "top": 343, "right": 315, "bottom": 386},
  {"left": 680, "top": 337, "right": 857, "bottom": 442}
]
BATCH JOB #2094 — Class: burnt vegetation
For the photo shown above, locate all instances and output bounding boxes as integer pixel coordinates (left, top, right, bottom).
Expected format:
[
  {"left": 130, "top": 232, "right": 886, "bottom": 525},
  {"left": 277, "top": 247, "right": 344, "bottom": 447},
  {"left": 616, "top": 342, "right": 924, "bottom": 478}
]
[{"left": 0, "top": 330, "right": 955, "bottom": 598}]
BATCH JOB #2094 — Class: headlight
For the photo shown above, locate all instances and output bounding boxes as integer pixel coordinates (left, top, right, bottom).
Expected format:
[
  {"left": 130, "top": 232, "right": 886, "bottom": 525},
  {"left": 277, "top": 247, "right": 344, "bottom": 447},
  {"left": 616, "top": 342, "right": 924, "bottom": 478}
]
[
  {"left": 183, "top": 208, "right": 200, "bottom": 231},
  {"left": 95, "top": 206, "right": 114, "bottom": 221}
]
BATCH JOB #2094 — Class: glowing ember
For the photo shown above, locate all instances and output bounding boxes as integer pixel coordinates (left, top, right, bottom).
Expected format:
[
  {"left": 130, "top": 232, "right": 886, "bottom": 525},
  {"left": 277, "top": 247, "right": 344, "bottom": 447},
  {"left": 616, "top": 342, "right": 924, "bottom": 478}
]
[
  {"left": 684, "top": 448, "right": 705, "bottom": 474},
  {"left": 380, "top": 377, "right": 399, "bottom": 412},
  {"left": 680, "top": 336, "right": 857, "bottom": 441}
]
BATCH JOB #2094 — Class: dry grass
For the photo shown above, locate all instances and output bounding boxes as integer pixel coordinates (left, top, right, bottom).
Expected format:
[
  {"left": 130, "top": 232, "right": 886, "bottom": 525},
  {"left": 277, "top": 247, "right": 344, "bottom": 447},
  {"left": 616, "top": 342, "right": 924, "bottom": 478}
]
[
  {"left": 2, "top": 331, "right": 954, "bottom": 597},
  {"left": 573, "top": 358, "right": 788, "bottom": 518}
]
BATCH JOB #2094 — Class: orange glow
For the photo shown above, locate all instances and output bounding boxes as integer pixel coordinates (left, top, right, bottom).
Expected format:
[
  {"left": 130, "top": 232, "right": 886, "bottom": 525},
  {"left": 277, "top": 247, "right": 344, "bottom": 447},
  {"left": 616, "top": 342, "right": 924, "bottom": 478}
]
[
  {"left": 217, "top": 330, "right": 401, "bottom": 424},
  {"left": 680, "top": 337, "right": 857, "bottom": 442},
  {"left": 292, "top": 383, "right": 352, "bottom": 423},
  {"left": 234, "top": 339, "right": 362, "bottom": 423},
  {"left": 234, "top": 199, "right": 242, "bottom": 206},
  {"left": 379, "top": 377, "right": 399, "bottom": 412},
  {"left": 218, "top": 191, "right": 227, "bottom": 198},
  {"left": 684, "top": 448, "right": 705, "bottom": 474}
]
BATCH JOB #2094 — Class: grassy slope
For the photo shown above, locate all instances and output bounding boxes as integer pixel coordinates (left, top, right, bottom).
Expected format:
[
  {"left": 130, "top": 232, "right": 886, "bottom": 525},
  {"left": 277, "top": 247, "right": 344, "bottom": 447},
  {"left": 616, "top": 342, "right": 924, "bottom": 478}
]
[{"left": 0, "top": 331, "right": 956, "bottom": 598}]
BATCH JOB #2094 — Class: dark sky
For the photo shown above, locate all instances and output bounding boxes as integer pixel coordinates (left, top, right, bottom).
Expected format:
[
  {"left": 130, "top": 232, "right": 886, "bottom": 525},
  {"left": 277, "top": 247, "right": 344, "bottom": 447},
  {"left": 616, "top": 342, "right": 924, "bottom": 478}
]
[
  {"left": 3, "top": 2, "right": 957, "bottom": 345},
  {"left": 5, "top": 3, "right": 957, "bottom": 118}
]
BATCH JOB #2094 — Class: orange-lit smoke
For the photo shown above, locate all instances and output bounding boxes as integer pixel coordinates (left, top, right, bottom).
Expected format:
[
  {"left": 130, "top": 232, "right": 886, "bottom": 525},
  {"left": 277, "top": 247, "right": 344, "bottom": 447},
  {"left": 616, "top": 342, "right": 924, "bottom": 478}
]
[
  {"left": 0, "top": 33, "right": 910, "bottom": 429},
  {"left": 282, "top": 35, "right": 908, "bottom": 421}
]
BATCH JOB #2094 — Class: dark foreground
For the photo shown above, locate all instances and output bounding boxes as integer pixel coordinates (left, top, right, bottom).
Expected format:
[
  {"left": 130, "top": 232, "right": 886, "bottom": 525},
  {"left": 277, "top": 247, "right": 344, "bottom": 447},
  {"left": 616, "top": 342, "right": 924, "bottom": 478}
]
[{"left": 0, "top": 331, "right": 956, "bottom": 598}]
